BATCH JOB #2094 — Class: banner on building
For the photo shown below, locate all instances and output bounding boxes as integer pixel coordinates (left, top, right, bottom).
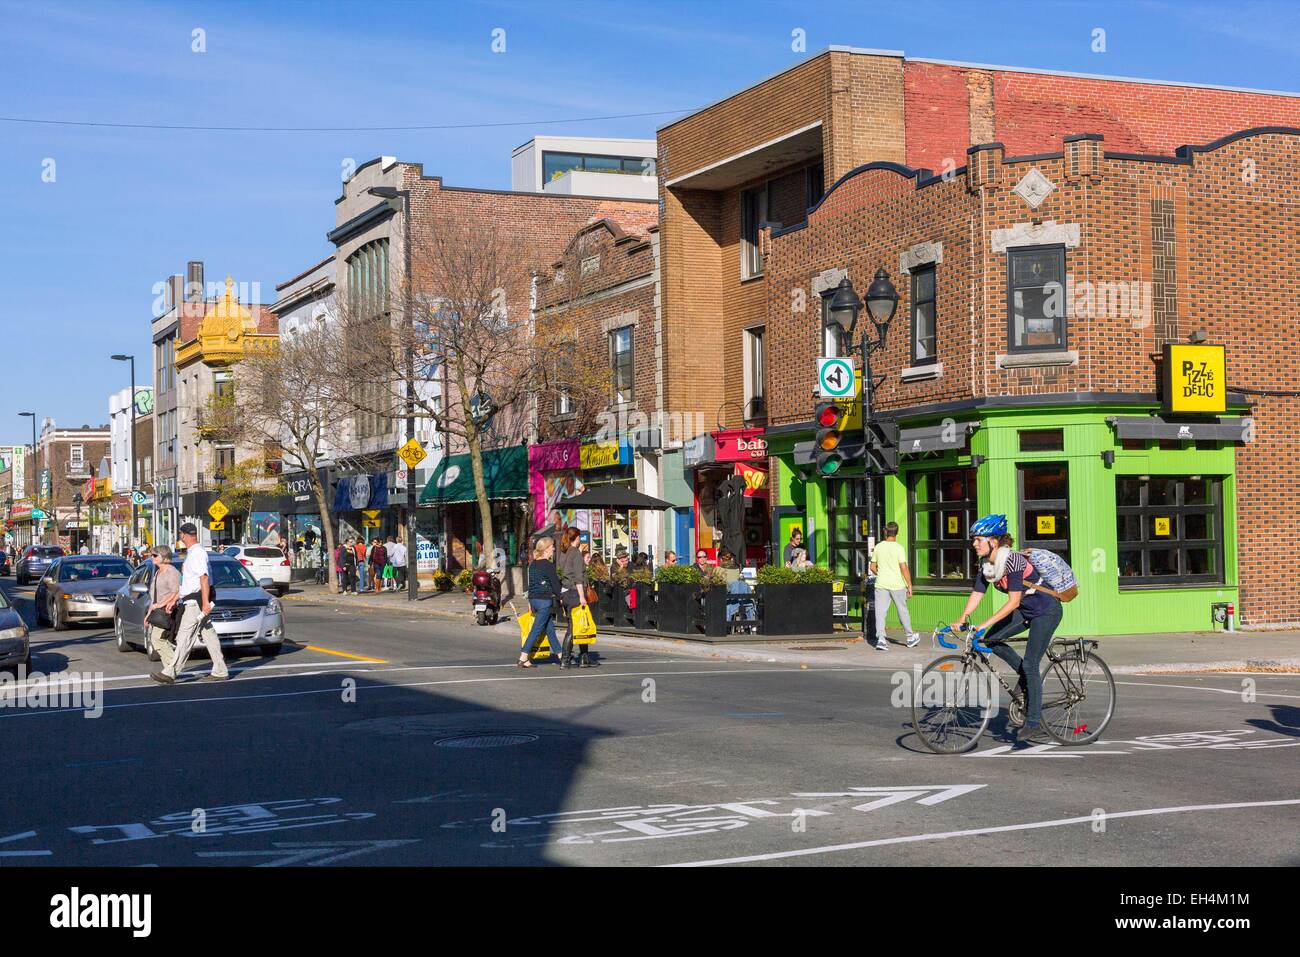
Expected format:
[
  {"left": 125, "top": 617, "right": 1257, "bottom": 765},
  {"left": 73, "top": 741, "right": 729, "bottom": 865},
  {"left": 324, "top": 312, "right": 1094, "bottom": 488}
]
[{"left": 332, "top": 473, "right": 390, "bottom": 514}]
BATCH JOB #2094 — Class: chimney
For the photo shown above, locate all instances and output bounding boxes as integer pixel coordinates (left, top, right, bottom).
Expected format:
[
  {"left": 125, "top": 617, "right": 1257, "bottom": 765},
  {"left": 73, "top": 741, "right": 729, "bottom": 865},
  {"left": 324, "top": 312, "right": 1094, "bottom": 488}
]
[
  {"left": 167, "top": 274, "right": 184, "bottom": 311},
  {"left": 186, "top": 261, "right": 205, "bottom": 303}
]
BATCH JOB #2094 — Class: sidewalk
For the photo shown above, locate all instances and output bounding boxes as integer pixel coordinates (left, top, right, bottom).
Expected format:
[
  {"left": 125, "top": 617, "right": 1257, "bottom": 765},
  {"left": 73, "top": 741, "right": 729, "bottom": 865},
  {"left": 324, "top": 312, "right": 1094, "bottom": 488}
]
[{"left": 282, "top": 582, "right": 1299, "bottom": 673}]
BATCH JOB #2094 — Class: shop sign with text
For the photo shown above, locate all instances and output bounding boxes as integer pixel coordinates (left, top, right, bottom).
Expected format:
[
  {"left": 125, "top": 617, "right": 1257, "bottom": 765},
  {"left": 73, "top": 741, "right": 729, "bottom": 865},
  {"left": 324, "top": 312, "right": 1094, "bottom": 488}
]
[
  {"left": 580, "top": 441, "right": 630, "bottom": 470},
  {"left": 714, "top": 428, "right": 768, "bottom": 463},
  {"left": 1163, "top": 343, "right": 1226, "bottom": 414}
]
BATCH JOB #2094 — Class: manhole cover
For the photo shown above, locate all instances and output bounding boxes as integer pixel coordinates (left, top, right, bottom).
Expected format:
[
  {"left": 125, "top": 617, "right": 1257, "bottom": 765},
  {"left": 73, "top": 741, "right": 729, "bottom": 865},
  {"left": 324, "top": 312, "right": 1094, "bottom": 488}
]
[
  {"left": 435, "top": 733, "right": 539, "bottom": 749},
  {"left": 788, "top": 646, "right": 847, "bottom": 651}
]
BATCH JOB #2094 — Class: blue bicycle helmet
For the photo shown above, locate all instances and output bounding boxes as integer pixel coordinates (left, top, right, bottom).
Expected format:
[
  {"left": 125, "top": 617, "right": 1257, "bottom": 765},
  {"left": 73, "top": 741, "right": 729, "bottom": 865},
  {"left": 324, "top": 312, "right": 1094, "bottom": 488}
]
[{"left": 969, "top": 513, "right": 1008, "bottom": 537}]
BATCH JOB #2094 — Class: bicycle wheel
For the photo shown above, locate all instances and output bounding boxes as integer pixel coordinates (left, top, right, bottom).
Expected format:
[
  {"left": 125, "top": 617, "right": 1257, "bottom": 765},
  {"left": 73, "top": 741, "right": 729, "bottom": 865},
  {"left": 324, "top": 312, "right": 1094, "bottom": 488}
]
[
  {"left": 912, "top": 655, "right": 995, "bottom": 754},
  {"left": 1040, "top": 649, "right": 1115, "bottom": 745}
]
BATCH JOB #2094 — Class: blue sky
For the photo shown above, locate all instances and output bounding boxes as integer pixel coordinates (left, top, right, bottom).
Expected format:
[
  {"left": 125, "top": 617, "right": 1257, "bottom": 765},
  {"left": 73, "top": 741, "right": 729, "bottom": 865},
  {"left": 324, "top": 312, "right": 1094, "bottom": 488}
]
[{"left": 3, "top": 0, "right": 1299, "bottom": 446}]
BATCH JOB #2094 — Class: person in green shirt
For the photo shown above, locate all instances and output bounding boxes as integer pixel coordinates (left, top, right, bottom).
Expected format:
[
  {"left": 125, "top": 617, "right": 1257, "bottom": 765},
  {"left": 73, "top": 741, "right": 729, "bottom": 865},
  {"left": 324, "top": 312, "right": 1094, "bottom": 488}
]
[{"left": 869, "top": 521, "right": 919, "bottom": 651}]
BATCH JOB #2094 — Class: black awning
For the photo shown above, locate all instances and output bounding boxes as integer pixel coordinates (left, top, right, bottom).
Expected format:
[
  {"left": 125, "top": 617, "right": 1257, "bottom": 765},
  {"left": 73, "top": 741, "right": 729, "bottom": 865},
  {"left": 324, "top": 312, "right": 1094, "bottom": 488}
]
[
  {"left": 1109, "top": 416, "right": 1252, "bottom": 443},
  {"left": 898, "top": 421, "right": 979, "bottom": 455}
]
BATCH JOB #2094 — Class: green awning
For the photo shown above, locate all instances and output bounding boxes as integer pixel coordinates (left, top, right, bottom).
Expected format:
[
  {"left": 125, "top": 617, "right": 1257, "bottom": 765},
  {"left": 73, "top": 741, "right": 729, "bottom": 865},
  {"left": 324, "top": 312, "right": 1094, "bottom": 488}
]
[{"left": 420, "top": 445, "right": 528, "bottom": 505}]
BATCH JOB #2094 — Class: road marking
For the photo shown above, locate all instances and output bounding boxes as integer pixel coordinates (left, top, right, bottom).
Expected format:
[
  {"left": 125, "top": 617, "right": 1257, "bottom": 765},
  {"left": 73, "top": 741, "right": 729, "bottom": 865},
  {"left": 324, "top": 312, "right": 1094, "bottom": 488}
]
[
  {"left": 1113, "top": 679, "right": 1300, "bottom": 700},
  {"left": 663, "top": 798, "right": 1300, "bottom": 867},
  {"left": 195, "top": 839, "right": 418, "bottom": 866},
  {"left": 0, "top": 830, "right": 52, "bottom": 857},
  {"left": 300, "top": 645, "right": 387, "bottom": 662},
  {"left": 0, "top": 665, "right": 870, "bottom": 717}
]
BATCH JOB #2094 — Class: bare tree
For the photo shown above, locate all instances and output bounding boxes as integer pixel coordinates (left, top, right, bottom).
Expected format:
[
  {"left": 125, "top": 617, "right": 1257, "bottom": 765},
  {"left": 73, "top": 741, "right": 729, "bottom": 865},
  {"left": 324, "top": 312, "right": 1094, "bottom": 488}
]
[{"left": 339, "top": 214, "right": 606, "bottom": 566}]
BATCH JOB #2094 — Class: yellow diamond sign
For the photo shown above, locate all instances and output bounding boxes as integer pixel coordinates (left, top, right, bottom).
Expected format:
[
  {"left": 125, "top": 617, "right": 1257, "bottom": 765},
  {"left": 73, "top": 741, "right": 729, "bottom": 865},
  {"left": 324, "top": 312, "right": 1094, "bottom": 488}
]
[
  {"left": 208, "top": 499, "right": 229, "bottom": 522},
  {"left": 398, "top": 437, "right": 427, "bottom": 470}
]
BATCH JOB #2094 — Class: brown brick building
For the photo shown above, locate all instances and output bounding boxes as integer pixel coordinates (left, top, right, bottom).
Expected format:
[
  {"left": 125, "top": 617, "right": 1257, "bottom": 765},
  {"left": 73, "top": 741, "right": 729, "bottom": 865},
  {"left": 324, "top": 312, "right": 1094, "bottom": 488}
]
[{"left": 658, "top": 47, "right": 1300, "bottom": 633}]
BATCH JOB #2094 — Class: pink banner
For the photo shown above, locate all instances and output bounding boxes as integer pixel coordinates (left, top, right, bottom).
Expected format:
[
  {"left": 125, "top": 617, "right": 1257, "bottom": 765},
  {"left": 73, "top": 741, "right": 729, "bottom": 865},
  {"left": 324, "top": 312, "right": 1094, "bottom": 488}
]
[{"left": 529, "top": 439, "right": 581, "bottom": 529}]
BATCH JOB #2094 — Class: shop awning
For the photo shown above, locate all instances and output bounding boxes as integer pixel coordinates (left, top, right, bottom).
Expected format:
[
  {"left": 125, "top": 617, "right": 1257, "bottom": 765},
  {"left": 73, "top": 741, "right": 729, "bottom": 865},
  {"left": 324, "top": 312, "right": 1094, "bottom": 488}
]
[
  {"left": 897, "top": 421, "right": 980, "bottom": 455},
  {"left": 1109, "top": 416, "right": 1252, "bottom": 443},
  {"left": 420, "top": 445, "right": 528, "bottom": 505},
  {"left": 554, "top": 484, "right": 673, "bottom": 510}
]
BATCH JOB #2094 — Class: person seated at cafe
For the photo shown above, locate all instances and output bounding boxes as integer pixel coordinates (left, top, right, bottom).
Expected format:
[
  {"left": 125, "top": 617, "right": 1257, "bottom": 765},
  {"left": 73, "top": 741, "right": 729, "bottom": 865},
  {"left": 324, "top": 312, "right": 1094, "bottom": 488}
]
[
  {"left": 788, "top": 547, "right": 814, "bottom": 571},
  {"left": 718, "top": 549, "right": 756, "bottom": 625}
]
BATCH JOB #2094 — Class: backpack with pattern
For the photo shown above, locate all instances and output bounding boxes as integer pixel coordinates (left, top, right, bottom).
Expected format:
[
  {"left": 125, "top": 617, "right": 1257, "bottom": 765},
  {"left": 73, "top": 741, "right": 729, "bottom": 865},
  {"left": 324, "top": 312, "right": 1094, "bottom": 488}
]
[{"left": 1022, "top": 548, "right": 1079, "bottom": 602}]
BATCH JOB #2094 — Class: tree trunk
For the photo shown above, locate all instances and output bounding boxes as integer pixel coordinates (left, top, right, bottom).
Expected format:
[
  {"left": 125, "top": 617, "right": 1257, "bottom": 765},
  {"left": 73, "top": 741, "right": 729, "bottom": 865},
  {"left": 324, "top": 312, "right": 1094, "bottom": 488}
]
[
  {"left": 310, "top": 471, "right": 339, "bottom": 593},
  {"left": 456, "top": 357, "right": 495, "bottom": 569}
]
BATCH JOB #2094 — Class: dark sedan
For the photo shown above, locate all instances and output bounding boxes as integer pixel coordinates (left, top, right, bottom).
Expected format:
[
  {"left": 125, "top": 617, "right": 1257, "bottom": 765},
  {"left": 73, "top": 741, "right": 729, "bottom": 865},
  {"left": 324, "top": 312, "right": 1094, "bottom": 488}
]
[
  {"left": 16, "top": 545, "right": 64, "bottom": 585},
  {"left": 0, "top": 589, "right": 30, "bottom": 672}
]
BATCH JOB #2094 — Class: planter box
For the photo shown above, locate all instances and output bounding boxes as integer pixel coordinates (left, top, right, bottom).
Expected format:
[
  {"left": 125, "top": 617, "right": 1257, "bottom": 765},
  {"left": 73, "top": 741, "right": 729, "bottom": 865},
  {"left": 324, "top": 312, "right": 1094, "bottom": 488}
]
[
  {"left": 759, "top": 583, "right": 834, "bottom": 635},
  {"left": 631, "top": 582, "right": 658, "bottom": 630},
  {"left": 592, "top": 581, "right": 617, "bottom": 627},
  {"left": 655, "top": 582, "right": 699, "bottom": 634},
  {"left": 696, "top": 587, "right": 730, "bottom": 638},
  {"left": 612, "top": 583, "right": 635, "bottom": 628}
]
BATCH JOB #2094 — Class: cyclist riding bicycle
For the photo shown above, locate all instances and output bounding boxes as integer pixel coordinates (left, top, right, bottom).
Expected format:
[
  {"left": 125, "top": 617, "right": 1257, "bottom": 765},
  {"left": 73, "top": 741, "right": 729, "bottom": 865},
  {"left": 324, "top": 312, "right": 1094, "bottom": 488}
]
[{"left": 954, "top": 513, "right": 1064, "bottom": 738}]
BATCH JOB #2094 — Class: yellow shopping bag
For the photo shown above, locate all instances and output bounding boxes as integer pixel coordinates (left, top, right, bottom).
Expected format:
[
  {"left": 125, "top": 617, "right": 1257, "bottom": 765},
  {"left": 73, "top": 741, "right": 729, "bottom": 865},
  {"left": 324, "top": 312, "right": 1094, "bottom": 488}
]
[
  {"left": 516, "top": 606, "right": 552, "bottom": 659},
  {"left": 571, "top": 605, "right": 597, "bottom": 646}
]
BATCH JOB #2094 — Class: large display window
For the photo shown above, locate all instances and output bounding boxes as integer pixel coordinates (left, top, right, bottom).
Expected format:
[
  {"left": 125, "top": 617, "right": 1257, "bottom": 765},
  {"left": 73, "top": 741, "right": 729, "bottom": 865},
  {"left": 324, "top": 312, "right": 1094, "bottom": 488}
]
[
  {"left": 908, "top": 467, "right": 978, "bottom": 585},
  {"left": 1116, "top": 475, "right": 1224, "bottom": 585}
]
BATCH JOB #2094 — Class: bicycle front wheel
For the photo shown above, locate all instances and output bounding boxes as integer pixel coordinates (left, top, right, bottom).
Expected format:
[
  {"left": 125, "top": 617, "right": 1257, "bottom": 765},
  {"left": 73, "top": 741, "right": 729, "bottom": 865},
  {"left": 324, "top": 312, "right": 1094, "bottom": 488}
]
[
  {"left": 912, "top": 655, "right": 995, "bottom": 754},
  {"left": 1040, "top": 649, "right": 1115, "bottom": 745}
]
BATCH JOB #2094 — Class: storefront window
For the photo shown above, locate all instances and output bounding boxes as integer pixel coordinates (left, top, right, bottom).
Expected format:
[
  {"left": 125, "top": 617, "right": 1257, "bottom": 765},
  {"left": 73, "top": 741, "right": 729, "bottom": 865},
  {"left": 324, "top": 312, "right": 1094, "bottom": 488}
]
[
  {"left": 1018, "top": 463, "right": 1070, "bottom": 563},
  {"left": 1116, "top": 475, "right": 1224, "bottom": 585},
  {"left": 826, "top": 476, "right": 884, "bottom": 583},
  {"left": 909, "top": 467, "right": 977, "bottom": 585}
]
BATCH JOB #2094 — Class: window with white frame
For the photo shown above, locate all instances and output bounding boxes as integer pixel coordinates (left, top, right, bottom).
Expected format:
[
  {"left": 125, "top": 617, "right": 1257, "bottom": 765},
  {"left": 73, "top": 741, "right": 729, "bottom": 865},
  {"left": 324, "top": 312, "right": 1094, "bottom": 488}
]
[
  {"left": 609, "top": 326, "right": 634, "bottom": 404},
  {"left": 744, "top": 326, "right": 766, "bottom": 420}
]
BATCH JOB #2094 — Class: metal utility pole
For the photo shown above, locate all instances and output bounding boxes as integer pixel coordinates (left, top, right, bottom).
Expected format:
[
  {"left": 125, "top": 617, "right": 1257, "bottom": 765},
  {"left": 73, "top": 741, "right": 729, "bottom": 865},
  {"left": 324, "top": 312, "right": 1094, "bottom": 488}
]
[{"left": 112, "top": 354, "right": 138, "bottom": 548}]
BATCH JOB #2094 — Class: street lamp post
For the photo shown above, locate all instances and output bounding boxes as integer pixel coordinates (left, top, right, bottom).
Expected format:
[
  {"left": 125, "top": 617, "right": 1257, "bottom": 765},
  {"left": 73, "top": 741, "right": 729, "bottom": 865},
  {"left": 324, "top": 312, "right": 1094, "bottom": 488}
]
[
  {"left": 368, "top": 185, "right": 418, "bottom": 601},
  {"left": 826, "top": 269, "right": 900, "bottom": 643},
  {"left": 18, "top": 412, "right": 38, "bottom": 545},
  {"left": 72, "top": 492, "right": 83, "bottom": 551},
  {"left": 111, "top": 354, "right": 138, "bottom": 550}
]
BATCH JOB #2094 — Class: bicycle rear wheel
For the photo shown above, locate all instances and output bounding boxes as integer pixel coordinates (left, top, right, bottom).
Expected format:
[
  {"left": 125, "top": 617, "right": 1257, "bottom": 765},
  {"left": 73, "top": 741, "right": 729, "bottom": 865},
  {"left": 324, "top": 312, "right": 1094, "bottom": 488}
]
[
  {"left": 1040, "top": 648, "right": 1115, "bottom": 745},
  {"left": 912, "top": 655, "right": 995, "bottom": 754}
]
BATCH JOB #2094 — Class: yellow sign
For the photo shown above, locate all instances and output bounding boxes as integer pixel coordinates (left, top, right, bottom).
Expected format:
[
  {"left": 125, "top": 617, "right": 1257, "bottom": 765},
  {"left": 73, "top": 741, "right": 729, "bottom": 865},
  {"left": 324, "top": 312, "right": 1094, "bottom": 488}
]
[
  {"left": 580, "top": 441, "right": 624, "bottom": 470},
  {"left": 841, "top": 370, "right": 864, "bottom": 432},
  {"left": 1164, "top": 343, "right": 1226, "bottom": 414},
  {"left": 1154, "top": 517, "right": 1171, "bottom": 537},
  {"left": 1037, "top": 515, "right": 1056, "bottom": 535},
  {"left": 361, "top": 509, "right": 382, "bottom": 528},
  {"left": 208, "top": 499, "right": 229, "bottom": 522},
  {"left": 833, "top": 580, "right": 844, "bottom": 593},
  {"left": 209, "top": 521, "right": 225, "bottom": 531},
  {"left": 947, "top": 515, "right": 959, "bottom": 535},
  {"left": 398, "top": 437, "right": 427, "bottom": 469}
]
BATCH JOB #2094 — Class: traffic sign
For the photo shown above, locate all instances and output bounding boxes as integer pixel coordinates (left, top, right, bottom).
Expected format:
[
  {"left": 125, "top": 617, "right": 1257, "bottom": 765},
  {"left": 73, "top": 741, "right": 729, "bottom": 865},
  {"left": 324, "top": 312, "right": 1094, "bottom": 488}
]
[
  {"left": 209, "top": 521, "right": 225, "bottom": 531},
  {"left": 208, "top": 499, "right": 229, "bottom": 522},
  {"left": 361, "top": 509, "right": 382, "bottom": 528},
  {"left": 818, "top": 357, "right": 855, "bottom": 398},
  {"left": 398, "top": 437, "right": 427, "bottom": 470},
  {"left": 130, "top": 491, "right": 147, "bottom": 506}
]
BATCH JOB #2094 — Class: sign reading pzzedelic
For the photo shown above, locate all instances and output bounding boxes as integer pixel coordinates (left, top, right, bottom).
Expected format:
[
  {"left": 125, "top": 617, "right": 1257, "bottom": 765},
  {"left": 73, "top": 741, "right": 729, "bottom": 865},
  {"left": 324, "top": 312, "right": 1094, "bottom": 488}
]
[
  {"left": 818, "top": 357, "right": 855, "bottom": 399},
  {"left": 1164, "top": 343, "right": 1226, "bottom": 414}
]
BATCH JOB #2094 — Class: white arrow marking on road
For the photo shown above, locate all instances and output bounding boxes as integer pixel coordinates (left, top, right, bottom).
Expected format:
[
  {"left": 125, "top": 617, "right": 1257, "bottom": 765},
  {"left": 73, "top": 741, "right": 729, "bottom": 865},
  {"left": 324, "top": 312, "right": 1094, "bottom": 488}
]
[
  {"left": 0, "top": 830, "right": 52, "bottom": 857},
  {"left": 791, "top": 784, "right": 986, "bottom": 812},
  {"left": 195, "top": 839, "right": 417, "bottom": 867}
]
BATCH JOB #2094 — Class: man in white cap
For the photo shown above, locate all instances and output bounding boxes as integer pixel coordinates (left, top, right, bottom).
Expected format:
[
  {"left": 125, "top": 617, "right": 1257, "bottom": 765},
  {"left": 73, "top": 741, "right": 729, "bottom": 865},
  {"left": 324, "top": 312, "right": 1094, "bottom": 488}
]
[{"left": 152, "top": 522, "right": 229, "bottom": 683}]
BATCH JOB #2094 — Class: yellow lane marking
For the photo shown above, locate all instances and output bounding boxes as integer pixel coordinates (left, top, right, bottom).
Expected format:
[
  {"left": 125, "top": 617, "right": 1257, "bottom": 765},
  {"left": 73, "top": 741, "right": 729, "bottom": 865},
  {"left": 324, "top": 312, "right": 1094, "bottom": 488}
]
[{"left": 300, "top": 645, "right": 387, "bottom": 663}]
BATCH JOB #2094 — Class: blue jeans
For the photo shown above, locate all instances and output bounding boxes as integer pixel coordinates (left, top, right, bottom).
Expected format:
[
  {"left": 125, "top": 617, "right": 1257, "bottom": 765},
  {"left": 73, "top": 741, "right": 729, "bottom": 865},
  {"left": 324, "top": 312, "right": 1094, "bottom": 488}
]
[
  {"left": 523, "top": 598, "right": 558, "bottom": 657},
  {"left": 984, "top": 600, "right": 1063, "bottom": 727},
  {"left": 726, "top": 578, "right": 756, "bottom": 622}
]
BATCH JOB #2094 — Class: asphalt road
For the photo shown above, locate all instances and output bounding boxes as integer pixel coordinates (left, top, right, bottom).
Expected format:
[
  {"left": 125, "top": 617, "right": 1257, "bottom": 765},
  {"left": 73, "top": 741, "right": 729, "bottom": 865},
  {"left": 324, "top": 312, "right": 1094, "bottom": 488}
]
[{"left": 2, "top": 577, "right": 1297, "bottom": 867}]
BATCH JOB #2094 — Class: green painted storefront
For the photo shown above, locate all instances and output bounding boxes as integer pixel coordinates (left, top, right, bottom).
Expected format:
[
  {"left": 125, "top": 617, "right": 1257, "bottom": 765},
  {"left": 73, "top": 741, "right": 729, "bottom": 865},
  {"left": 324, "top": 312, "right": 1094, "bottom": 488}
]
[{"left": 769, "top": 403, "right": 1244, "bottom": 637}]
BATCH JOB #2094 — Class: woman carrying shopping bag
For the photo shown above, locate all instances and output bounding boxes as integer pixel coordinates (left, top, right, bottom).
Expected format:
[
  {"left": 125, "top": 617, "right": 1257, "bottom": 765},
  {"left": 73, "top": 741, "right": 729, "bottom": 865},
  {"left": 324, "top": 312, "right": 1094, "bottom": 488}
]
[
  {"left": 518, "top": 536, "right": 565, "bottom": 669},
  {"left": 555, "top": 528, "right": 595, "bottom": 669}
]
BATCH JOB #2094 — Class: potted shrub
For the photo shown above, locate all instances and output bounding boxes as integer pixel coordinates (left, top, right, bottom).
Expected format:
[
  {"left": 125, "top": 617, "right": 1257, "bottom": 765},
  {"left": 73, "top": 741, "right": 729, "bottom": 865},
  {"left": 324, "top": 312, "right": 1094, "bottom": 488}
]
[
  {"left": 654, "top": 564, "right": 703, "bottom": 634},
  {"left": 756, "top": 564, "right": 835, "bottom": 635},
  {"left": 454, "top": 569, "right": 473, "bottom": 593},
  {"left": 629, "top": 567, "right": 656, "bottom": 630},
  {"left": 433, "top": 570, "right": 454, "bottom": 592}
]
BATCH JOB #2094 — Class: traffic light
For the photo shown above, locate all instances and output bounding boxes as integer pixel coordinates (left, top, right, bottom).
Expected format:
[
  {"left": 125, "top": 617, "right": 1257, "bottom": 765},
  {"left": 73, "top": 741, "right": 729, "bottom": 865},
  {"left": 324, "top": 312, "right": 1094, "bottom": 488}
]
[
  {"left": 815, "top": 401, "right": 848, "bottom": 475},
  {"left": 864, "top": 419, "right": 900, "bottom": 474}
]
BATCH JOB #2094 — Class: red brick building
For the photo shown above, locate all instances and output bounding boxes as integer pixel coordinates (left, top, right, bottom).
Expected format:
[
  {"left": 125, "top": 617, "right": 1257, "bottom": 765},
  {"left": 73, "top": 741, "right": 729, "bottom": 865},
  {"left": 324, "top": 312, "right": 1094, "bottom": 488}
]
[{"left": 658, "top": 48, "right": 1300, "bottom": 632}]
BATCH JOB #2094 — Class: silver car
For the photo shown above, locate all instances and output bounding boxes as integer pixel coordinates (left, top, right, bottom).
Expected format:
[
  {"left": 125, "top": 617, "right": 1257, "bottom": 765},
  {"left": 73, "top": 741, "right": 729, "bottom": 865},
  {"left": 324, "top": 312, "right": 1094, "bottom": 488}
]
[
  {"left": 113, "top": 556, "right": 287, "bottom": 660},
  {"left": 35, "top": 555, "right": 135, "bottom": 630},
  {"left": 0, "top": 589, "right": 30, "bottom": 672}
]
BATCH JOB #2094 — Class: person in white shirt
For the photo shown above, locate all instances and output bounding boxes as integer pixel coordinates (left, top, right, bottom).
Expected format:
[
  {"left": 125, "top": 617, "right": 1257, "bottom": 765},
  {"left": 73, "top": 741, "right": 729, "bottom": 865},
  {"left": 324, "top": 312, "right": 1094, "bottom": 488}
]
[
  {"left": 152, "top": 523, "right": 229, "bottom": 683},
  {"left": 386, "top": 536, "right": 408, "bottom": 589}
]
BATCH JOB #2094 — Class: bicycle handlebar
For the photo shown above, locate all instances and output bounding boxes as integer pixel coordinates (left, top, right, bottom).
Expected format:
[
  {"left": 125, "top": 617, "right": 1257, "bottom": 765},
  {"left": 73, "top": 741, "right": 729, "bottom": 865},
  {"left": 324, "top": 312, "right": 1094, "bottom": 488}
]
[{"left": 935, "top": 623, "right": 994, "bottom": 653}]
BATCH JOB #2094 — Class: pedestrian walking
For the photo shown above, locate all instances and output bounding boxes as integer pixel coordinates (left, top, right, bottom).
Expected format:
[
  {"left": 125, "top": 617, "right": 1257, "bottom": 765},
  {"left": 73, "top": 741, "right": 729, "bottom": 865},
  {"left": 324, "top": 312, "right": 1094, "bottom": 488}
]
[
  {"left": 555, "top": 527, "right": 593, "bottom": 668},
  {"left": 369, "top": 538, "right": 387, "bottom": 592},
  {"left": 144, "top": 544, "right": 180, "bottom": 672},
  {"left": 150, "top": 523, "right": 229, "bottom": 684},
  {"left": 386, "top": 535, "right": 407, "bottom": 589},
  {"left": 869, "top": 521, "right": 919, "bottom": 650},
  {"left": 337, "top": 537, "right": 358, "bottom": 593},
  {"left": 519, "top": 536, "right": 564, "bottom": 669},
  {"left": 354, "top": 538, "right": 369, "bottom": 592}
]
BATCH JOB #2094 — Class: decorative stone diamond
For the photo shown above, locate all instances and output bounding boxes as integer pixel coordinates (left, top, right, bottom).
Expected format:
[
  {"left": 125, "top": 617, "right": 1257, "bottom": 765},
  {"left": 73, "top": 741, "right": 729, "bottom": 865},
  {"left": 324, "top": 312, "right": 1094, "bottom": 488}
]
[{"left": 1013, "top": 168, "right": 1056, "bottom": 209}]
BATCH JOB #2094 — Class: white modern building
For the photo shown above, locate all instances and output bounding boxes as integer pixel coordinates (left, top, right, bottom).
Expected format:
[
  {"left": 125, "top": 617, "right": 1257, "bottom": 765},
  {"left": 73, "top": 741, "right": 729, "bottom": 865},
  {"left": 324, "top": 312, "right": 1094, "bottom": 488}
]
[{"left": 511, "top": 136, "right": 658, "bottom": 200}]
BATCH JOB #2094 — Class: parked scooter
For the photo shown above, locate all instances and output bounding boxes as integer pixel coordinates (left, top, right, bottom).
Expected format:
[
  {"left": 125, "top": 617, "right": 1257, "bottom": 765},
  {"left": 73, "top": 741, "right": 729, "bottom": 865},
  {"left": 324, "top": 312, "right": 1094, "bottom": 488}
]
[{"left": 471, "top": 568, "right": 501, "bottom": 625}]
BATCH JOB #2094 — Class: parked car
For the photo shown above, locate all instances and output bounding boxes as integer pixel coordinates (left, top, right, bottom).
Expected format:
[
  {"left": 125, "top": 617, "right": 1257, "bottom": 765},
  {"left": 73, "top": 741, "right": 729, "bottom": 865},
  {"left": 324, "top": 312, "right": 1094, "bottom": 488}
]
[
  {"left": 113, "top": 556, "right": 286, "bottom": 660},
  {"left": 0, "top": 550, "right": 10, "bottom": 577},
  {"left": 35, "top": 555, "right": 134, "bottom": 631},
  {"left": 223, "top": 545, "right": 292, "bottom": 595},
  {"left": 16, "top": 545, "right": 64, "bottom": 585},
  {"left": 0, "top": 588, "right": 30, "bottom": 672}
]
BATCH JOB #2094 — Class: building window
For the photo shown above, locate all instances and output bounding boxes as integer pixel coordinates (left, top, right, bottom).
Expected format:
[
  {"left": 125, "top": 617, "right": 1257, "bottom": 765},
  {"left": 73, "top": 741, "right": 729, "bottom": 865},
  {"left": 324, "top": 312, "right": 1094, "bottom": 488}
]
[
  {"left": 554, "top": 389, "right": 574, "bottom": 417},
  {"left": 821, "top": 292, "right": 851, "bottom": 358},
  {"left": 911, "top": 264, "right": 937, "bottom": 365},
  {"left": 827, "top": 476, "right": 885, "bottom": 586},
  {"left": 215, "top": 446, "right": 236, "bottom": 474},
  {"left": 806, "top": 164, "right": 825, "bottom": 207},
  {"left": 70, "top": 445, "right": 84, "bottom": 466},
  {"left": 744, "top": 326, "right": 766, "bottom": 421},
  {"left": 741, "top": 184, "right": 768, "bottom": 279},
  {"left": 909, "top": 467, "right": 978, "bottom": 586},
  {"left": 347, "top": 239, "right": 390, "bottom": 318},
  {"left": 1116, "top": 475, "right": 1224, "bottom": 585},
  {"left": 1019, "top": 463, "right": 1071, "bottom": 563},
  {"left": 1019, "top": 429, "right": 1064, "bottom": 452},
  {"left": 213, "top": 370, "right": 233, "bottom": 400},
  {"left": 1007, "top": 245, "right": 1066, "bottom": 351},
  {"left": 609, "top": 326, "right": 634, "bottom": 404},
  {"left": 542, "top": 151, "right": 654, "bottom": 182}
]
